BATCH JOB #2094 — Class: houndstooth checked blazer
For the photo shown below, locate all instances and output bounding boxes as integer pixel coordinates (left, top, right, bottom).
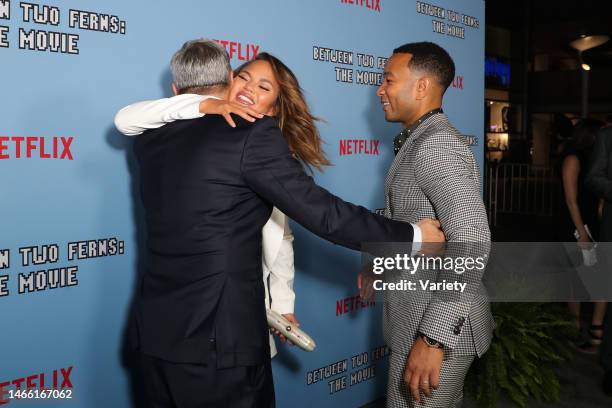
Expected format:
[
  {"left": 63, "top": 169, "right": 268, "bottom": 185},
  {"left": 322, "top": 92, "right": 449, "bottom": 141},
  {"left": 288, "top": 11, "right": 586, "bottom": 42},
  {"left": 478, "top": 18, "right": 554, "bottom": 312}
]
[{"left": 382, "top": 112, "right": 494, "bottom": 359}]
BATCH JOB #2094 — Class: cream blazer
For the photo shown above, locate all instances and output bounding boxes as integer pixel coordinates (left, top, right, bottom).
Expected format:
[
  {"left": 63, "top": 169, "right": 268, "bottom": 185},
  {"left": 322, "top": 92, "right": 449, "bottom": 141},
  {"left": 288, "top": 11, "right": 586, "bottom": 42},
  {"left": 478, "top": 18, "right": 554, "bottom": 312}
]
[{"left": 262, "top": 207, "right": 295, "bottom": 358}]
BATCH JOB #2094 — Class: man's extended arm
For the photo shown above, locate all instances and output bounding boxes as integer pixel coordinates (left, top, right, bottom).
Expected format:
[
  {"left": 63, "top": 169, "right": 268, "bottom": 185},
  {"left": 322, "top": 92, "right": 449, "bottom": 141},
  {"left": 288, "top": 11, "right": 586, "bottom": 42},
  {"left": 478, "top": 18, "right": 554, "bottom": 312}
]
[{"left": 240, "top": 117, "right": 415, "bottom": 250}]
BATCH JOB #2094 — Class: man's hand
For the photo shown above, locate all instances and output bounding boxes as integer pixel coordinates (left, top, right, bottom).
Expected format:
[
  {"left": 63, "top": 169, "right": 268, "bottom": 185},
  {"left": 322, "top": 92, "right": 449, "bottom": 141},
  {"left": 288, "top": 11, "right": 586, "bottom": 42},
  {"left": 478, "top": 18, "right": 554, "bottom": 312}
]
[
  {"left": 416, "top": 219, "right": 445, "bottom": 256},
  {"left": 357, "top": 269, "right": 376, "bottom": 302},
  {"left": 357, "top": 260, "right": 378, "bottom": 301},
  {"left": 270, "top": 313, "right": 299, "bottom": 345},
  {"left": 404, "top": 336, "right": 444, "bottom": 402},
  {"left": 199, "top": 99, "right": 263, "bottom": 128},
  {"left": 577, "top": 234, "right": 594, "bottom": 250}
]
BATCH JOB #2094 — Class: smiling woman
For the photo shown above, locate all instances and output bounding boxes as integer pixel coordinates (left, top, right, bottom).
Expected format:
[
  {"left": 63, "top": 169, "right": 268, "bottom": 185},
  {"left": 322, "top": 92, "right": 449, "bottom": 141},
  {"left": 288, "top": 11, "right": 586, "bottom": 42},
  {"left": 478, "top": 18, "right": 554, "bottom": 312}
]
[
  {"left": 232, "top": 53, "right": 330, "bottom": 170},
  {"left": 230, "top": 60, "right": 278, "bottom": 115}
]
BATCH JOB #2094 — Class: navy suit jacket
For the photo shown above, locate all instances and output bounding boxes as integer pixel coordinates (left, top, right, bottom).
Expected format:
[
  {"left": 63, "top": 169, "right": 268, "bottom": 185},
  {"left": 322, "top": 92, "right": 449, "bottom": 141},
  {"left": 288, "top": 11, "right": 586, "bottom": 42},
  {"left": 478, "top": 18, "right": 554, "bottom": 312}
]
[{"left": 132, "top": 114, "right": 413, "bottom": 367}]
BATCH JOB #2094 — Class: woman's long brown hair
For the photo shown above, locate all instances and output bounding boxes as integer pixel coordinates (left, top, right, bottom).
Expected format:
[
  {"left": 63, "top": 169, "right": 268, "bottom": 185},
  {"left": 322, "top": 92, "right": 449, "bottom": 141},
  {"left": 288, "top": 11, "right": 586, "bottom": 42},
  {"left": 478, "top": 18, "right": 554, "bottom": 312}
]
[{"left": 235, "top": 53, "right": 331, "bottom": 171}]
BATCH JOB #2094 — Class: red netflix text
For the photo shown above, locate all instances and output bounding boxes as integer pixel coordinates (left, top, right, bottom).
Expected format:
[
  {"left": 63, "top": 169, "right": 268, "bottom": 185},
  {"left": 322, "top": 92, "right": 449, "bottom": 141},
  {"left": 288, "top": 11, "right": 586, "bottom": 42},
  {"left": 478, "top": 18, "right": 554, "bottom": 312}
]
[
  {"left": 452, "top": 75, "right": 464, "bottom": 90},
  {"left": 0, "top": 136, "right": 73, "bottom": 160},
  {"left": 0, "top": 366, "right": 73, "bottom": 405},
  {"left": 336, "top": 294, "right": 375, "bottom": 316},
  {"left": 340, "top": 0, "right": 381, "bottom": 12},
  {"left": 214, "top": 39, "right": 260, "bottom": 61},
  {"left": 339, "top": 139, "right": 379, "bottom": 156}
]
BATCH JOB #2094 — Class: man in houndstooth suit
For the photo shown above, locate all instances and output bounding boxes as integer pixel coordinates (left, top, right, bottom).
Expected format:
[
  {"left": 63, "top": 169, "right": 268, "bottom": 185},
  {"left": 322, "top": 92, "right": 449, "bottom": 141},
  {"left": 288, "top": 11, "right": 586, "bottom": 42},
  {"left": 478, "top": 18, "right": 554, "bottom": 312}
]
[{"left": 375, "top": 42, "right": 494, "bottom": 407}]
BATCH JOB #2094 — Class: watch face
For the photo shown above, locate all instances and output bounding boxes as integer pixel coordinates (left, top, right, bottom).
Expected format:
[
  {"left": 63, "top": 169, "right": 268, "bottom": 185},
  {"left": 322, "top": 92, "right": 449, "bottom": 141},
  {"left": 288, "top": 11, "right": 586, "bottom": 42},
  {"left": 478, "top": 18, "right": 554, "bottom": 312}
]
[{"left": 422, "top": 334, "right": 442, "bottom": 348}]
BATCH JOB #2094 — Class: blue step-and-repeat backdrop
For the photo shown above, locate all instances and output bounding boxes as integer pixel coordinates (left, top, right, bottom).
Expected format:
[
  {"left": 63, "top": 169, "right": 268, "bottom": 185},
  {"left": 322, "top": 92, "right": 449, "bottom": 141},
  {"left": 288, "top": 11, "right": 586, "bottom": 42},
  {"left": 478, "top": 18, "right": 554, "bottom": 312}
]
[{"left": 0, "top": 1, "right": 484, "bottom": 406}]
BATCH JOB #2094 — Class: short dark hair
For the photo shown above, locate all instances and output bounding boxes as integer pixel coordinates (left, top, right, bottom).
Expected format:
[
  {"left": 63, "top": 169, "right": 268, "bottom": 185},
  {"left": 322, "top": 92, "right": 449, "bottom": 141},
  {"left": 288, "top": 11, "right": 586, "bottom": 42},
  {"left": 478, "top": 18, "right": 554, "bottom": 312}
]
[{"left": 393, "top": 42, "right": 455, "bottom": 91}]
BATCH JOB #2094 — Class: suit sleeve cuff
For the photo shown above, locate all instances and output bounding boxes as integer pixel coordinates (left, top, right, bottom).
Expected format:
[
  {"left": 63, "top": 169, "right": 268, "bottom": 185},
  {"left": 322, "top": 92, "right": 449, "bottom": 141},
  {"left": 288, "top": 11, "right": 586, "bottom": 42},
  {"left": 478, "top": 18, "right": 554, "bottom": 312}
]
[{"left": 419, "top": 304, "right": 470, "bottom": 350}]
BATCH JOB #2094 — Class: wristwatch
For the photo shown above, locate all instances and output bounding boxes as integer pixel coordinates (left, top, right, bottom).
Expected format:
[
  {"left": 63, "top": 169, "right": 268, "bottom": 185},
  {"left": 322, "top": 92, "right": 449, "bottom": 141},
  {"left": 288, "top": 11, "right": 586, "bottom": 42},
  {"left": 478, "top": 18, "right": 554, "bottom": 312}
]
[{"left": 419, "top": 333, "right": 444, "bottom": 349}]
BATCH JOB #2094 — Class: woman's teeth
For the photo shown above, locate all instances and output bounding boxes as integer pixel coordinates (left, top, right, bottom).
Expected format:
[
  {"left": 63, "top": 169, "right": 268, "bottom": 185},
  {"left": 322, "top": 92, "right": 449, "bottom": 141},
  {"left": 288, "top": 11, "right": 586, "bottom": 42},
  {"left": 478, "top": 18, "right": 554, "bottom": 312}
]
[{"left": 237, "top": 94, "right": 254, "bottom": 105}]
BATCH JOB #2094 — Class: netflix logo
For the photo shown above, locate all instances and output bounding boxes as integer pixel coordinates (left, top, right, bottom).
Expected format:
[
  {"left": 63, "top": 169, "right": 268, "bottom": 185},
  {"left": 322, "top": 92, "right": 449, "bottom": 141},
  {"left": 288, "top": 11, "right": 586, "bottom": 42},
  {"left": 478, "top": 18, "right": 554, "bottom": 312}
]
[
  {"left": 336, "top": 294, "right": 375, "bottom": 316},
  {"left": 0, "top": 136, "right": 74, "bottom": 160},
  {"left": 451, "top": 75, "right": 464, "bottom": 90},
  {"left": 339, "top": 139, "right": 380, "bottom": 156},
  {"left": 0, "top": 366, "right": 73, "bottom": 405},
  {"left": 340, "top": 0, "right": 381, "bottom": 12},
  {"left": 214, "top": 39, "right": 260, "bottom": 61}
]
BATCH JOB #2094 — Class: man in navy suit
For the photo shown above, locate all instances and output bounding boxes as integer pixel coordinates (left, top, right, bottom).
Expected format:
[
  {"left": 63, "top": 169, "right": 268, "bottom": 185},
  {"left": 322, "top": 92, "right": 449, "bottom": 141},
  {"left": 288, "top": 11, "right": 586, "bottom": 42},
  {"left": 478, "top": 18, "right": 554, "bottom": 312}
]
[{"left": 130, "top": 39, "right": 444, "bottom": 408}]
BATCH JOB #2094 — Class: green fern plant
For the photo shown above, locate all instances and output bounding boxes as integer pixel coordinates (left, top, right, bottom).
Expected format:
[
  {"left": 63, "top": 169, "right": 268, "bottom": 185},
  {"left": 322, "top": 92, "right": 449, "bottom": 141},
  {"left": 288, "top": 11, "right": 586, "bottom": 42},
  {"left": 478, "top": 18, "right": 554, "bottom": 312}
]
[{"left": 466, "top": 303, "right": 576, "bottom": 407}]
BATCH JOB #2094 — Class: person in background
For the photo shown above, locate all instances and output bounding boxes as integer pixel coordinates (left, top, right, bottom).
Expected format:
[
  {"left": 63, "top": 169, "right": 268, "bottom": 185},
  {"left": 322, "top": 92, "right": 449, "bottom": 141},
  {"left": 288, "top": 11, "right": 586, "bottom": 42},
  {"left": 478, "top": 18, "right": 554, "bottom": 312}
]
[
  {"left": 561, "top": 118, "right": 605, "bottom": 352},
  {"left": 585, "top": 122, "right": 612, "bottom": 396}
]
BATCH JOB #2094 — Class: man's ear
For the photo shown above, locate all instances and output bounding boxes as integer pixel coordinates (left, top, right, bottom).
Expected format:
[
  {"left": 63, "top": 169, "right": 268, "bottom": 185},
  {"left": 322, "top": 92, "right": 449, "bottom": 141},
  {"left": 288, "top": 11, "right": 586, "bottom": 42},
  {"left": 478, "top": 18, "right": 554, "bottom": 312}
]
[
  {"left": 172, "top": 82, "right": 178, "bottom": 96},
  {"left": 415, "top": 77, "right": 430, "bottom": 101}
]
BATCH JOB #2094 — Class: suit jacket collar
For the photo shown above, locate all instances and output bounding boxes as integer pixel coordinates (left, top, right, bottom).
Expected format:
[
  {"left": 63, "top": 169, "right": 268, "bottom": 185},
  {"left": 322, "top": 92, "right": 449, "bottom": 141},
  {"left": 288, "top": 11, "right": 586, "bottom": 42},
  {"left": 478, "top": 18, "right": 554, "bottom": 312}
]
[
  {"left": 385, "top": 112, "right": 447, "bottom": 195},
  {"left": 393, "top": 108, "right": 443, "bottom": 155}
]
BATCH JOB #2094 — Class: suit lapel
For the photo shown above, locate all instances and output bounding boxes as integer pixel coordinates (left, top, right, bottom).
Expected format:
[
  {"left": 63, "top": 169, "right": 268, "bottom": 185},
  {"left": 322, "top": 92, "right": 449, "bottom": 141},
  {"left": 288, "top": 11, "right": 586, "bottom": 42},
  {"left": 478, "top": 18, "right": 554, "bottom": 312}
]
[{"left": 384, "top": 114, "right": 442, "bottom": 197}]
